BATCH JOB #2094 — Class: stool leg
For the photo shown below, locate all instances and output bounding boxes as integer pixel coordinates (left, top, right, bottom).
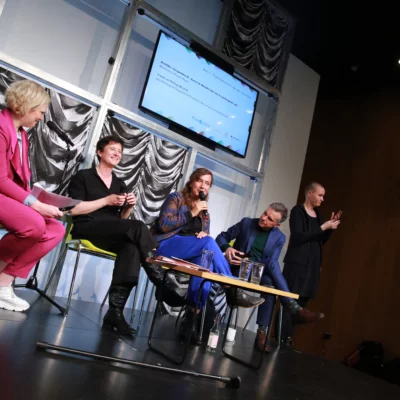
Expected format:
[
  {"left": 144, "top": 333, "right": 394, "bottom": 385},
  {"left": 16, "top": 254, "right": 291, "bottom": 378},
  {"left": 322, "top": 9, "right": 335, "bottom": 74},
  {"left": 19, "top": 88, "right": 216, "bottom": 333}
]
[
  {"left": 129, "top": 285, "right": 139, "bottom": 326},
  {"left": 277, "top": 302, "right": 283, "bottom": 348},
  {"left": 242, "top": 307, "right": 256, "bottom": 333},
  {"left": 136, "top": 277, "right": 150, "bottom": 331},
  {"left": 234, "top": 308, "right": 239, "bottom": 329},
  {"left": 265, "top": 296, "right": 277, "bottom": 345},
  {"left": 65, "top": 245, "right": 82, "bottom": 316},
  {"left": 100, "top": 286, "right": 110, "bottom": 310},
  {"left": 44, "top": 243, "right": 68, "bottom": 294},
  {"left": 148, "top": 285, "right": 156, "bottom": 311},
  {"left": 175, "top": 305, "right": 186, "bottom": 329},
  {"left": 198, "top": 302, "right": 207, "bottom": 342}
]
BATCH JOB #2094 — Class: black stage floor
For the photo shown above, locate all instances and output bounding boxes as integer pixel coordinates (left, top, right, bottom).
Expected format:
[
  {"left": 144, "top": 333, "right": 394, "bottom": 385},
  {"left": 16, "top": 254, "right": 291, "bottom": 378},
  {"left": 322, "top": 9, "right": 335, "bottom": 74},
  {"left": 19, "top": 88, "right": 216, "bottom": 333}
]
[{"left": 1, "top": 290, "right": 399, "bottom": 400}]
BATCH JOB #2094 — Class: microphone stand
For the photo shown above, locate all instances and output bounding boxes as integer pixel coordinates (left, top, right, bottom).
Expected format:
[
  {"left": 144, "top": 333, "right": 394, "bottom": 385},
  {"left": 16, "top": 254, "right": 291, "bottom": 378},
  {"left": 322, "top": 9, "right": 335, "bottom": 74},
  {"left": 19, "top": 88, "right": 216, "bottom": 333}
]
[
  {"left": 56, "top": 141, "right": 72, "bottom": 195},
  {"left": 14, "top": 139, "right": 74, "bottom": 315}
]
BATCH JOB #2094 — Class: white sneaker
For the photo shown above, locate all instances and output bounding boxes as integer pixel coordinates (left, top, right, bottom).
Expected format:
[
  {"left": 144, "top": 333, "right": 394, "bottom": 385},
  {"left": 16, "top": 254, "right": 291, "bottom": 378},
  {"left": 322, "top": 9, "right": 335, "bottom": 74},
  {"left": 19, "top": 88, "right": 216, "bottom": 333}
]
[{"left": 0, "top": 284, "right": 30, "bottom": 312}]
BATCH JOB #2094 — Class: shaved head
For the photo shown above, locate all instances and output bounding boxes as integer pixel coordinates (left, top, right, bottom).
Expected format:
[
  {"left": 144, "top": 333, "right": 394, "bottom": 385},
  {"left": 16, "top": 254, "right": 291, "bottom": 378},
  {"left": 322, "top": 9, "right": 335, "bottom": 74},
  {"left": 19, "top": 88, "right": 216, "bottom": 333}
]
[{"left": 304, "top": 182, "right": 324, "bottom": 197}]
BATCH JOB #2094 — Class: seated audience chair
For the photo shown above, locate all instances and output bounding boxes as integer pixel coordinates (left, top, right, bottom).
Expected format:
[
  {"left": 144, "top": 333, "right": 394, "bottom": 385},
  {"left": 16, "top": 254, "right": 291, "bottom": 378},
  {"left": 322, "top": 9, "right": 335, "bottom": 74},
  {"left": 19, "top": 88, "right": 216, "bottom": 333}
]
[{"left": 44, "top": 225, "right": 141, "bottom": 320}]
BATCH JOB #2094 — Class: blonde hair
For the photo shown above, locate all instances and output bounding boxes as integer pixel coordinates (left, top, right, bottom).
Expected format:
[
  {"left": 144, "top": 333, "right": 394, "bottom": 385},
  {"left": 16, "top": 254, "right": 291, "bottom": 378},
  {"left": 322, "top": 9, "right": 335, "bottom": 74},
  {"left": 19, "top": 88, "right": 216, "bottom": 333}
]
[{"left": 5, "top": 80, "right": 50, "bottom": 117}]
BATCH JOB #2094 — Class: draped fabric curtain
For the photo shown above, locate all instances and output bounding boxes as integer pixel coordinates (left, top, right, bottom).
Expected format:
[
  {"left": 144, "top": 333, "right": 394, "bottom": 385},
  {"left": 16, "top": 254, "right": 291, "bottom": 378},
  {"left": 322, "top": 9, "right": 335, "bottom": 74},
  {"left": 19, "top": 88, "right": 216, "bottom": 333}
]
[
  {"left": 0, "top": 67, "right": 186, "bottom": 226},
  {"left": 101, "top": 116, "right": 187, "bottom": 225},
  {"left": 222, "top": 0, "right": 294, "bottom": 89},
  {"left": 0, "top": 67, "right": 95, "bottom": 194}
]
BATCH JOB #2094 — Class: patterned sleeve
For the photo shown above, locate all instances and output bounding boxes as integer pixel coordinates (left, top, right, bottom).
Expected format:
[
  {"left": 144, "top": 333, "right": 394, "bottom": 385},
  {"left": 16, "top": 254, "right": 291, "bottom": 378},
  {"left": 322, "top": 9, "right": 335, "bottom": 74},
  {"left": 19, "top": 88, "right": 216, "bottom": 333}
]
[{"left": 157, "top": 193, "right": 193, "bottom": 233}]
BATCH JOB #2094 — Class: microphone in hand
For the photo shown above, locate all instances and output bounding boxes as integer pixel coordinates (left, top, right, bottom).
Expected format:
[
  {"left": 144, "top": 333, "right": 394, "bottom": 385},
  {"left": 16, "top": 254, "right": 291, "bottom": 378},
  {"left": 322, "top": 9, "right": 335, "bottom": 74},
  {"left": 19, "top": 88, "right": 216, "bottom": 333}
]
[
  {"left": 117, "top": 192, "right": 128, "bottom": 214},
  {"left": 199, "top": 191, "right": 209, "bottom": 218}
]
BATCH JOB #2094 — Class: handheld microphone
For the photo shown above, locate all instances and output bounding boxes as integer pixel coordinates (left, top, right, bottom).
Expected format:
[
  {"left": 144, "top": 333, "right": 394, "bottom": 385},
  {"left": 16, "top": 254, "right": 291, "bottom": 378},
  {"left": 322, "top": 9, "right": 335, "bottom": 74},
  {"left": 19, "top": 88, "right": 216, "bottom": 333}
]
[
  {"left": 117, "top": 192, "right": 128, "bottom": 214},
  {"left": 199, "top": 191, "right": 209, "bottom": 218},
  {"left": 47, "top": 121, "right": 74, "bottom": 147}
]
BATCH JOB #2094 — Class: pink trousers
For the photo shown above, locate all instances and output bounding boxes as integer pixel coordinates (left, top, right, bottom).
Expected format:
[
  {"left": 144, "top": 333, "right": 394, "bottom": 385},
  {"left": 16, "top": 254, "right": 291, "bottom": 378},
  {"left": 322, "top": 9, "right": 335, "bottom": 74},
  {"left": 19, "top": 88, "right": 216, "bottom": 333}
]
[{"left": 0, "top": 195, "right": 65, "bottom": 279}]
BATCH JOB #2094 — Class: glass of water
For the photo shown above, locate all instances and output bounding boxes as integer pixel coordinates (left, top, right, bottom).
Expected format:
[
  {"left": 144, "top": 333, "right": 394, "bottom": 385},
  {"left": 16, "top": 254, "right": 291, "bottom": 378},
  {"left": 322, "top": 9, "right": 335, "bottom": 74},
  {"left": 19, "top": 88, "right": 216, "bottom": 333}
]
[
  {"left": 250, "top": 262, "right": 265, "bottom": 285},
  {"left": 238, "top": 259, "right": 253, "bottom": 281}
]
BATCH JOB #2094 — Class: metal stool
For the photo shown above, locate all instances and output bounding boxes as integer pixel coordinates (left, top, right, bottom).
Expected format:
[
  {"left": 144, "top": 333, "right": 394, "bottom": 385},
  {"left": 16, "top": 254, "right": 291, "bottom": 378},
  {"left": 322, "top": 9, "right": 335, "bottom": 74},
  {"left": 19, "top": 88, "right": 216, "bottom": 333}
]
[{"left": 44, "top": 234, "right": 138, "bottom": 321}]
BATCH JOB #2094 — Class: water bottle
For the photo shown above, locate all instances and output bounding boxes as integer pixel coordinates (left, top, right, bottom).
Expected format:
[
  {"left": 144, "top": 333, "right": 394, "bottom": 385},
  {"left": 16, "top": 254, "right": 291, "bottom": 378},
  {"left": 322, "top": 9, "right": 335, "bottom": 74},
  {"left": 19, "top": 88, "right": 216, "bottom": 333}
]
[{"left": 206, "top": 314, "right": 221, "bottom": 353}]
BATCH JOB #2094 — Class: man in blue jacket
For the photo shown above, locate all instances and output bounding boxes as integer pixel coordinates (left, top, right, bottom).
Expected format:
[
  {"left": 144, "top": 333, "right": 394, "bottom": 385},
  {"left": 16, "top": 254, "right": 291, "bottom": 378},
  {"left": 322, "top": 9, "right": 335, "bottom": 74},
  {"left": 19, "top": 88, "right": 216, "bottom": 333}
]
[{"left": 216, "top": 203, "right": 324, "bottom": 351}]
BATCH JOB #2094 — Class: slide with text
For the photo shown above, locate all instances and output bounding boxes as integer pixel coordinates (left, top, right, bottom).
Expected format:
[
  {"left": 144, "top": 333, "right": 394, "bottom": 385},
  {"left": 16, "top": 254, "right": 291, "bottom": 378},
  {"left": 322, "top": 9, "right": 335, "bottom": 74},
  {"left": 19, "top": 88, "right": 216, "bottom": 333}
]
[{"left": 141, "top": 33, "right": 258, "bottom": 156}]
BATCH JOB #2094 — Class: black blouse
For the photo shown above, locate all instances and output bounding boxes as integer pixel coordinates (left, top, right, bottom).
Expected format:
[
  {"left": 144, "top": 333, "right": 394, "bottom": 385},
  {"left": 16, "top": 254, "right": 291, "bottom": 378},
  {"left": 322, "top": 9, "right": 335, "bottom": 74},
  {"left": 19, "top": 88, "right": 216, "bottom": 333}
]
[
  {"left": 178, "top": 216, "right": 202, "bottom": 236},
  {"left": 68, "top": 166, "right": 126, "bottom": 225},
  {"left": 284, "top": 204, "right": 332, "bottom": 266},
  {"left": 306, "top": 214, "right": 323, "bottom": 268}
]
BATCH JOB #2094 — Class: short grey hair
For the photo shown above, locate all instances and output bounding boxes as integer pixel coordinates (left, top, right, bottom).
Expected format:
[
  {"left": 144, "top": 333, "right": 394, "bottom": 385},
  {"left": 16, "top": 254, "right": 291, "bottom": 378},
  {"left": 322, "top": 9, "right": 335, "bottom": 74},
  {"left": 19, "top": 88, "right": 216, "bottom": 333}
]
[{"left": 268, "top": 202, "right": 288, "bottom": 223}]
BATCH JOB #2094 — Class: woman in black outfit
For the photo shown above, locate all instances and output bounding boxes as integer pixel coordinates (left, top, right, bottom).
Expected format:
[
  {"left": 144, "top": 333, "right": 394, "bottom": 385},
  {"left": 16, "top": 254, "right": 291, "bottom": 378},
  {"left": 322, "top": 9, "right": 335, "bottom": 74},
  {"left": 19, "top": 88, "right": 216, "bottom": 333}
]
[
  {"left": 281, "top": 182, "right": 342, "bottom": 344},
  {"left": 68, "top": 135, "right": 161, "bottom": 336}
]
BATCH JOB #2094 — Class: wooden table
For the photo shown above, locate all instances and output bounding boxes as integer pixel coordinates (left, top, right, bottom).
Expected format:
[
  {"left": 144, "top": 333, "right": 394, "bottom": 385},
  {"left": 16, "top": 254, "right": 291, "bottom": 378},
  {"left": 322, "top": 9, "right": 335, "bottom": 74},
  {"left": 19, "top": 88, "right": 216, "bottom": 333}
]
[
  {"left": 146, "top": 256, "right": 299, "bottom": 382},
  {"left": 152, "top": 259, "right": 299, "bottom": 299}
]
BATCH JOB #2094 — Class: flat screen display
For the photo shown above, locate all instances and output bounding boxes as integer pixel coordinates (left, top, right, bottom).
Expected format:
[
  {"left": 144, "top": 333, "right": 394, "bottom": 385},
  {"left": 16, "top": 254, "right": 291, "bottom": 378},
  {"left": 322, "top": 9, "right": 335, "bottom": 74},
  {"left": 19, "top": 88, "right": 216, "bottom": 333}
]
[{"left": 139, "top": 31, "right": 258, "bottom": 158}]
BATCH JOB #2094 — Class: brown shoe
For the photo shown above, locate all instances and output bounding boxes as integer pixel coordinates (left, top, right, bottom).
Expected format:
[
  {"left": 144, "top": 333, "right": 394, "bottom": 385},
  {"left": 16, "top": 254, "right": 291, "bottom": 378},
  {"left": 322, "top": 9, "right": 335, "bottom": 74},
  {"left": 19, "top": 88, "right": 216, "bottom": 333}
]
[
  {"left": 254, "top": 328, "right": 271, "bottom": 352},
  {"left": 292, "top": 307, "right": 324, "bottom": 324}
]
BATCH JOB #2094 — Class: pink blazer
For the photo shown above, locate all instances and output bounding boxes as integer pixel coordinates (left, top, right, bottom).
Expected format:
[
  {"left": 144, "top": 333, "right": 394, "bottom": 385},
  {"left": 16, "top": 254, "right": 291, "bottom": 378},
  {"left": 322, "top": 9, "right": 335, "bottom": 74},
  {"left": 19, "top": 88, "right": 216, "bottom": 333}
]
[{"left": 0, "top": 108, "right": 32, "bottom": 203}]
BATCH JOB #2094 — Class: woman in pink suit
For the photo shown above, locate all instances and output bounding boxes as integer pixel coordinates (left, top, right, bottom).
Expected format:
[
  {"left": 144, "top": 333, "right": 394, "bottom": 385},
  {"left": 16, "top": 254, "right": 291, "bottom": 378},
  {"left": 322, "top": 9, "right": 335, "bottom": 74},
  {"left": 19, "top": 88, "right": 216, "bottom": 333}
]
[{"left": 0, "top": 80, "right": 65, "bottom": 312}]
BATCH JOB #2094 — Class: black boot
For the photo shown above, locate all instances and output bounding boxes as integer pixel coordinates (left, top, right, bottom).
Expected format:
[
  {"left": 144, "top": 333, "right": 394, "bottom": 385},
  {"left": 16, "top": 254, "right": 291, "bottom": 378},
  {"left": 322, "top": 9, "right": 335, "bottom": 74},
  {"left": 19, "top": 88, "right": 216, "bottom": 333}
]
[
  {"left": 225, "top": 287, "right": 265, "bottom": 309},
  {"left": 142, "top": 251, "right": 180, "bottom": 291},
  {"left": 103, "top": 284, "right": 137, "bottom": 336},
  {"left": 142, "top": 251, "right": 165, "bottom": 285},
  {"left": 178, "top": 308, "right": 201, "bottom": 345}
]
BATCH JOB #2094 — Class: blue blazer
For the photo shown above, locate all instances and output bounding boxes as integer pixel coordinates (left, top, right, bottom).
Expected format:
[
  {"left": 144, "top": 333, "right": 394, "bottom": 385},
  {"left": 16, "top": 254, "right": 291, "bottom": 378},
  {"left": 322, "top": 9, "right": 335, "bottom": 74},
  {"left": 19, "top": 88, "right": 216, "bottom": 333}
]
[{"left": 215, "top": 218, "right": 285, "bottom": 268}]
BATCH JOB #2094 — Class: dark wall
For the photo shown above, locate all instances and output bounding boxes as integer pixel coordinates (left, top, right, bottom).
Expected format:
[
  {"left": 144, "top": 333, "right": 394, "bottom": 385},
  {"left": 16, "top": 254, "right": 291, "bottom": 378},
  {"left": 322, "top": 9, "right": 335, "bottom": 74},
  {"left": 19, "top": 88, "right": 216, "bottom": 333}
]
[{"left": 292, "top": 80, "right": 400, "bottom": 361}]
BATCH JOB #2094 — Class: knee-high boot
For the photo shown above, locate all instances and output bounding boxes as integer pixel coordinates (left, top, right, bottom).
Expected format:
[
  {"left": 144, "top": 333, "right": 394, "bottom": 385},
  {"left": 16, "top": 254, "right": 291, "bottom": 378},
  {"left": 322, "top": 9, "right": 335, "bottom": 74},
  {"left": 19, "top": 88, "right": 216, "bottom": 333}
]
[
  {"left": 142, "top": 251, "right": 180, "bottom": 292},
  {"left": 103, "top": 283, "right": 137, "bottom": 335}
]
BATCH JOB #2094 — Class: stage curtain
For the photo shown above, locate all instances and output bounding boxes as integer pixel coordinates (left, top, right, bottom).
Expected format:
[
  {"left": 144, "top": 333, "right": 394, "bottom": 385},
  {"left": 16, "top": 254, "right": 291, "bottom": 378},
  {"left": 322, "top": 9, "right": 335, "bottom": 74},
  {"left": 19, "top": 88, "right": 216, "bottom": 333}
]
[
  {"left": 222, "top": 0, "right": 293, "bottom": 89},
  {"left": 0, "top": 67, "right": 95, "bottom": 194},
  {"left": 101, "top": 116, "right": 187, "bottom": 225}
]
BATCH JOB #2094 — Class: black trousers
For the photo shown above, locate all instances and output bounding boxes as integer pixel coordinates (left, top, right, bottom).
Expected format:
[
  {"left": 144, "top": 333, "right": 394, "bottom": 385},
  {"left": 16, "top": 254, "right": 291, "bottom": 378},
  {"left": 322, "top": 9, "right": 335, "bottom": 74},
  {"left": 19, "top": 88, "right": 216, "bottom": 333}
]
[
  {"left": 279, "top": 296, "right": 310, "bottom": 341},
  {"left": 72, "top": 218, "right": 158, "bottom": 285}
]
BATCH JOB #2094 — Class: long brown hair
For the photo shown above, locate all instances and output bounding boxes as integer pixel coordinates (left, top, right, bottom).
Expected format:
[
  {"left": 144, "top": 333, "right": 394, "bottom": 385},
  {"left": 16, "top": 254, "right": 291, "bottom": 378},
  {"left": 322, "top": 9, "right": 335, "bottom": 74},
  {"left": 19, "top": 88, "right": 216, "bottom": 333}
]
[{"left": 181, "top": 168, "right": 213, "bottom": 208}]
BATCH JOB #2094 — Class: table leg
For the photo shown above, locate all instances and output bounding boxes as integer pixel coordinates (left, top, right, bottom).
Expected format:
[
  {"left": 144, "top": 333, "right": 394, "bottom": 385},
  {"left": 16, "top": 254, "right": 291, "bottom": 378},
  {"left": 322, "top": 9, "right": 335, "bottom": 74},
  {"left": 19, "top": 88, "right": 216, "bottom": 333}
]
[
  {"left": 147, "top": 273, "right": 206, "bottom": 365},
  {"left": 221, "top": 289, "right": 276, "bottom": 369}
]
